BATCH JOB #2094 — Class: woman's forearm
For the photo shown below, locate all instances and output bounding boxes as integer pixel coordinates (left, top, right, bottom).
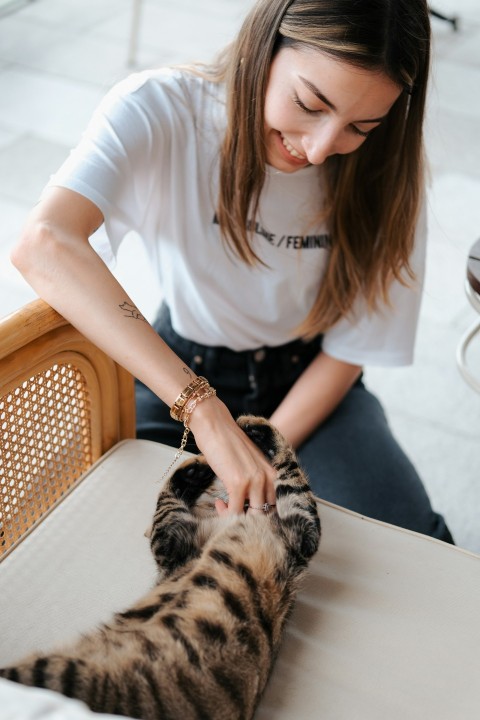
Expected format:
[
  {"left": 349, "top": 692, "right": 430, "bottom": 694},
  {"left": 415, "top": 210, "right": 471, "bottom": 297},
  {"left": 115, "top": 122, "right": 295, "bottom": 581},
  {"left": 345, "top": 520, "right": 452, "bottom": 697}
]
[
  {"left": 269, "top": 351, "right": 362, "bottom": 448},
  {"left": 11, "top": 201, "right": 196, "bottom": 407}
]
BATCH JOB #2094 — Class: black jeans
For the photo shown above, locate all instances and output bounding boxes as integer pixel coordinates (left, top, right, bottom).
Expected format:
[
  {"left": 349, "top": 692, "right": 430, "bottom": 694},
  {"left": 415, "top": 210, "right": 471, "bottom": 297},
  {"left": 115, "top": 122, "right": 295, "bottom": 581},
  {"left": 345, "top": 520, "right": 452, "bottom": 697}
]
[{"left": 136, "top": 305, "right": 454, "bottom": 544}]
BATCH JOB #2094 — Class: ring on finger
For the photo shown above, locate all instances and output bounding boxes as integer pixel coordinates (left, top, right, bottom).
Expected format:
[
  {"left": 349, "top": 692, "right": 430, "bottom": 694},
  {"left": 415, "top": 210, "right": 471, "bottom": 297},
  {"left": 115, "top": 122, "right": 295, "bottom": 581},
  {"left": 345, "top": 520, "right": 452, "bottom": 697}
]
[{"left": 248, "top": 502, "right": 276, "bottom": 513}]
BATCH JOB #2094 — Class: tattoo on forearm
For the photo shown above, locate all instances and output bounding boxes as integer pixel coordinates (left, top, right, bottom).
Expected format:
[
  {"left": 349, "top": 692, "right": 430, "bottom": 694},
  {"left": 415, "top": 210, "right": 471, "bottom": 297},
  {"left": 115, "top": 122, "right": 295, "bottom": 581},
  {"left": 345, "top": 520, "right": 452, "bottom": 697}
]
[
  {"left": 119, "top": 301, "right": 148, "bottom": 323},
  {"left": 183, "top": 367, "right": 193, "bottom": 378}
]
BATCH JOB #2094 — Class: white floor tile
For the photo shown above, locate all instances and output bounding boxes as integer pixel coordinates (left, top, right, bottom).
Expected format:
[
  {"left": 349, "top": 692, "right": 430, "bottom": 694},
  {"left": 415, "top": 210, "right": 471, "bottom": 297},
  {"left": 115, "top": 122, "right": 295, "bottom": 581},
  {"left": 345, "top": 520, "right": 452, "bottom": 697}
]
[
  {"left": 0, "top": 67, "right": 104, "bottom": 147},
  {"left": 433, "top": 22, "right": 480, "bottom": 66},
  {"left": 0, "top": 134, "right": 69, "bottom": 205},
  {"left": 428, "top": 174, "right": 480, "bottom": 250},
  {"left": 0, "top": 122, "right": 18, "bottom": 150},
  {"left": 367, "top": 321, "right": 479, "bottom": 435},
  {"left": 0, "top": 276, "right": 37, "bottom": 318},
  {"left": 389, "top": 416, "right": 480, "bottom": 553},
  {"left": 0, "top": 196, "right": 28, "bottom": 242},
  {"left": 18, "top": 0, "right": 131, "bottom": 31},
  {"left": 92, "top": 2, "right": 242, "bottom": 65},
  {"left": 21, "top": 34, "right": 134, "bottom": 90},
  {"left": 0, "top": 14, "right": 65, "bottom": 65},
  {"left": 431, "top": 59, "right": 480, "bottom": 120},
  {"left": 425, "top": 109, "right": 480, "bottom": 179}
]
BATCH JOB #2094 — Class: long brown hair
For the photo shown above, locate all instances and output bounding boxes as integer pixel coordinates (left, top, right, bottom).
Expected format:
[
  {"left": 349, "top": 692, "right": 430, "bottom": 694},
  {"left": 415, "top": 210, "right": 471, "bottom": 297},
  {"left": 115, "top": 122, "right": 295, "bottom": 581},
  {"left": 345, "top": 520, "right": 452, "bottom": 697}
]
[{"left": 207, "top": 0, "right": 431, "bottom": 337}]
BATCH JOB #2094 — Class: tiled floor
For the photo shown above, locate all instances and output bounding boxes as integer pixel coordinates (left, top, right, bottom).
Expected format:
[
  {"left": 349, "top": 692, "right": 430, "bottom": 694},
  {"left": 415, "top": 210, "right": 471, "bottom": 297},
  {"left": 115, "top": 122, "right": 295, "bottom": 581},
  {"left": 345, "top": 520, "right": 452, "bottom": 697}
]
[{"left": 1, "top": 0, "right": 479, "bottom": 552}]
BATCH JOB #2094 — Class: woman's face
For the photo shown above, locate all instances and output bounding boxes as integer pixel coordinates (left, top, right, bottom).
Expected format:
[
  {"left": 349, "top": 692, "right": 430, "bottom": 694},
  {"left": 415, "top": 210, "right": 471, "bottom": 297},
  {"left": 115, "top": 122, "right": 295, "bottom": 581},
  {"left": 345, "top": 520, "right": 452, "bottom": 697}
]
[{"left": 263, "top": 47, "right": 402, "bottom": 173}]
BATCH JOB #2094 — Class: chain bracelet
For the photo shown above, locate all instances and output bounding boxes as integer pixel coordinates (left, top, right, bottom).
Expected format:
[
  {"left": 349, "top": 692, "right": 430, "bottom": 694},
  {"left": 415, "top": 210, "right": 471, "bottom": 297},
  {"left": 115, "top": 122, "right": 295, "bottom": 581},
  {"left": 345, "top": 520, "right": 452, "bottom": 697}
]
[
  {"left": 159, "top": 425, "right": 190, "bottom": 483},
  {"left": 162, "top": 382, "right": 217, "bottom": 483}
]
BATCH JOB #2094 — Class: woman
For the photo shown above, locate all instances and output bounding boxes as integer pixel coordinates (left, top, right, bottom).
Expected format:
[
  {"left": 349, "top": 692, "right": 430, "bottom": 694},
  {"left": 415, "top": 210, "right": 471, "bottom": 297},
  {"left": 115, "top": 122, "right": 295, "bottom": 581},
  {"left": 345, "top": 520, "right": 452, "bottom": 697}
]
[{"left": 11, "top": 0, "right": 453, "bottom": 541}]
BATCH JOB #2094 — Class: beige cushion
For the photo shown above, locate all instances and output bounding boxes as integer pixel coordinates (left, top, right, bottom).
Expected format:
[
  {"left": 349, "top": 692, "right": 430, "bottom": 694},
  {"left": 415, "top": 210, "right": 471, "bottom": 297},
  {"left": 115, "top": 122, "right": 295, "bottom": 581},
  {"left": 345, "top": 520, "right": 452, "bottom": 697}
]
[{"left": 1, "top": 439, "right": 480, "bottom": 719}]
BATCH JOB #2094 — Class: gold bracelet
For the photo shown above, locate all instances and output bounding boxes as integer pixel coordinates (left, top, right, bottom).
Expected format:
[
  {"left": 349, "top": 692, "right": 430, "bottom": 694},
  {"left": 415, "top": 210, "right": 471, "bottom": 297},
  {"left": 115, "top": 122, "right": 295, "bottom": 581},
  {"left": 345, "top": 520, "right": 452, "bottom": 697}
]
[
  {"left": 182, "top": 386, "right": 217, "bottom": 428},
  {"left": 170, "top": 376, "right": 209, "bottom": 422},
  {"left": 161, "top": 378, "right": 216, "bottom": 483}
]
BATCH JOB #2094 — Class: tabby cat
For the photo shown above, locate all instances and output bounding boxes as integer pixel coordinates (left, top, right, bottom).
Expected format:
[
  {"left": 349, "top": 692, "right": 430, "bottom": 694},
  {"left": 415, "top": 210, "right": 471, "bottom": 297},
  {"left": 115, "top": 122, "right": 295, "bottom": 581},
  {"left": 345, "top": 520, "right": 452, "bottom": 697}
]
[{"left": 0, "top": 415, "right": 320, "bottom": 720}]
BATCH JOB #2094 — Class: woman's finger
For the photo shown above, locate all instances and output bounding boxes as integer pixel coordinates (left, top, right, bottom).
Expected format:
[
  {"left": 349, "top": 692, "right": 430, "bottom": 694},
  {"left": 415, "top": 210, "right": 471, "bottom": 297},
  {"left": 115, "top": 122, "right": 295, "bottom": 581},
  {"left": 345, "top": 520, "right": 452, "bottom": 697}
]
[
  {"left": 214, "top": 498, "right": 229, "bottom": 516},
  {"left": 225, "top": 483, "right": 249, "bottom": 515}
]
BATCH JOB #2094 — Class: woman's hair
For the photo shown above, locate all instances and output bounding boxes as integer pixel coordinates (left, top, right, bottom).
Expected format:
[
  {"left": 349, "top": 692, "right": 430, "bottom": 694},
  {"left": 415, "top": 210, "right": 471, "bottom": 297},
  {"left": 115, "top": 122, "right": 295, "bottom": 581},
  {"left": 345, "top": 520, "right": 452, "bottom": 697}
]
[{"left": 208, "top": 0, "right": 431, "bottom": 337}]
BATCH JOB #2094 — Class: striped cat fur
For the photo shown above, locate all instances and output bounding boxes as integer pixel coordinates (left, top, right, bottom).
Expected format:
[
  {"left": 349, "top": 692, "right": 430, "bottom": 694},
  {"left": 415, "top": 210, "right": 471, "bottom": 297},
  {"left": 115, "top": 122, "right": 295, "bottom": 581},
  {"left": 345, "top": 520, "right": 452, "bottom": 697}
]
[{"left": 0, "top": 415, "right": 320, "bottom": 720}]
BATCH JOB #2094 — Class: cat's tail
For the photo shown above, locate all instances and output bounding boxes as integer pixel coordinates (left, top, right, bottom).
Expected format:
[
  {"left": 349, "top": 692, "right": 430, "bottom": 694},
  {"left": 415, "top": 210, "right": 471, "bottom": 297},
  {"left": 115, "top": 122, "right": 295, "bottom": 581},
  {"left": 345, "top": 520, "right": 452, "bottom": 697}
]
[
  {"left": 0, "top": 657, "right": 131, "bottom": 715},
  {"left": 0, "top": 655, "right": 89, "bottom": 698}
]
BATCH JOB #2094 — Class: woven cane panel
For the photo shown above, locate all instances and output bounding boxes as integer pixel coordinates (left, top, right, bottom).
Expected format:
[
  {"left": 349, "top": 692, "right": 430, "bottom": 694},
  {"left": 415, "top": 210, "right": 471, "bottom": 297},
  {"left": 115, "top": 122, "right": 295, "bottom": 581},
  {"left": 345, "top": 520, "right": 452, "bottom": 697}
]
[{"left": 0, "top": 363, "right": 93, "bottom": 558}]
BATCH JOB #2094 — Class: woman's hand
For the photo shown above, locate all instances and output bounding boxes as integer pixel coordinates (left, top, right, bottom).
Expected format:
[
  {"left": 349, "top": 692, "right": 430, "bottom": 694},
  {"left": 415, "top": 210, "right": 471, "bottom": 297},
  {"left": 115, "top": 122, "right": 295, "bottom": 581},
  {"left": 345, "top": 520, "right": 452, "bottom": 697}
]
[{"left": 187, "top": 397, "right": 277, "bottom": 516}]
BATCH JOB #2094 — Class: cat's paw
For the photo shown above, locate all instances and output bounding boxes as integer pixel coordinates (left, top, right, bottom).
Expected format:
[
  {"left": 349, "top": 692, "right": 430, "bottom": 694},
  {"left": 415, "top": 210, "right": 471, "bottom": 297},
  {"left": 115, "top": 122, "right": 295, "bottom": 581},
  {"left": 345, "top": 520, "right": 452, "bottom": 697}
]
[
  {"left": 236, "top": 415, "right": 279, "bottom": 460},
  {"left": 170, "top": 457, "right": 216, "bottom": 505}
]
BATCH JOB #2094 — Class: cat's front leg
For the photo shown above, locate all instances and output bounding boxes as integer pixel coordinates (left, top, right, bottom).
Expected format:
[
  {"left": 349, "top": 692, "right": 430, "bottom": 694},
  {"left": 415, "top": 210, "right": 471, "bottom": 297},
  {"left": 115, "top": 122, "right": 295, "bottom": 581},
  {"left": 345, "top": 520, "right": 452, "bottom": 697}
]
[
  {"left": 150, "top": 456, "right": 216, "bottom": 575},
  {"left": 237, "top": 415, "right": 321, "bottom": 561}
]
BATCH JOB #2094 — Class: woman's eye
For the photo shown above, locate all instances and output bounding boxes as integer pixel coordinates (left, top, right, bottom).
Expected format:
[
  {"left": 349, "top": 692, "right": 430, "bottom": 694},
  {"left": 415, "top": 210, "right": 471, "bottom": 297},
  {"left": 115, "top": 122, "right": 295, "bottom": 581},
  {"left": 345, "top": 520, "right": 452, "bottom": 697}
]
[
  {"left": 293, "top": 92, "right": 376, "bottom": 139},
  {"left": 293, "top": 94, "right": 317, "bottom": 114},
  {"left": 351, "top": 125, "right": 372, "bottom": 138}
]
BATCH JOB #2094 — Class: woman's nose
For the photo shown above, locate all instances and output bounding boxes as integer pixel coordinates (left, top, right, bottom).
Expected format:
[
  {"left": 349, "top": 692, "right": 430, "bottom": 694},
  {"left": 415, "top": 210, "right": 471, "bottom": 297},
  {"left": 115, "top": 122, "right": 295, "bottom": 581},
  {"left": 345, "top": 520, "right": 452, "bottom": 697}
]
[{"left": 303, "top": 122, "right": 342, "bottom": 165}]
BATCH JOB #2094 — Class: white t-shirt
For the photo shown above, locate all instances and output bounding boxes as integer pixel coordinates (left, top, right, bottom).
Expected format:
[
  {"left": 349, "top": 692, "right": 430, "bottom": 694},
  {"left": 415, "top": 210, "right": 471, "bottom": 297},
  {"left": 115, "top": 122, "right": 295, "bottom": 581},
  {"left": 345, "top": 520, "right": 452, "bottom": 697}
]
[{"left": 48, "top": 67, "right": 426, "bottom": 365}]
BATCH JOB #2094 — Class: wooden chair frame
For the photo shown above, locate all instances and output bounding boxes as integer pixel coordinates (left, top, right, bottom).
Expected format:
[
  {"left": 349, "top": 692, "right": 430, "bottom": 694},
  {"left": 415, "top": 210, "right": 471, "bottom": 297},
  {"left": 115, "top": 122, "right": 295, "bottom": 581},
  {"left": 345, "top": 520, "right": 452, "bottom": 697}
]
[{"left": 0, "top": 299, "right": 135, "bottom": 559}]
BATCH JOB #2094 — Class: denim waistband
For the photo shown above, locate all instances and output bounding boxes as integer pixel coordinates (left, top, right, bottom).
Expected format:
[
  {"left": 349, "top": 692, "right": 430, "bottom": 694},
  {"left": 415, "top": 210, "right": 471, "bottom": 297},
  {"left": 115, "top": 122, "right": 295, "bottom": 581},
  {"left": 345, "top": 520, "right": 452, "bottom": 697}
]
[{"left": 153, "top": 304, "right": 322, "bottom": 378}]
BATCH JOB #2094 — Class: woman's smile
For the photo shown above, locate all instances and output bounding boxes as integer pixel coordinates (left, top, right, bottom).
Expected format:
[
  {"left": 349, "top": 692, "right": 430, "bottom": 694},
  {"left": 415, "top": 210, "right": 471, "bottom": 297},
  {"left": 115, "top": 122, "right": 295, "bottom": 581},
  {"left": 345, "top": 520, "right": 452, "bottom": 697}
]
[
  {"left": 276, "top": 131, "right": 310, "bottom": 167},
  {"left": 280, "top": 132, "right": 308, "bottom": 161}
]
